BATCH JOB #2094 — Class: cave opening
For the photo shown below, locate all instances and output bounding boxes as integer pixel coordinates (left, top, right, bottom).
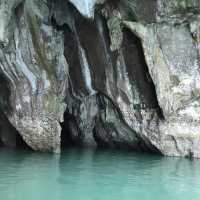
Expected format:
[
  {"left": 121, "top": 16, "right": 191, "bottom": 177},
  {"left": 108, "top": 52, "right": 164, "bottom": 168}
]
[
  {"left": 60, "top": 109, "right": 83, "bottom": 150},
  {"left": 0, "top": 74, "right": 31, "bottom": 150},
  {"left": 0, "top": 110, "right": 31, "bottom": 150}
]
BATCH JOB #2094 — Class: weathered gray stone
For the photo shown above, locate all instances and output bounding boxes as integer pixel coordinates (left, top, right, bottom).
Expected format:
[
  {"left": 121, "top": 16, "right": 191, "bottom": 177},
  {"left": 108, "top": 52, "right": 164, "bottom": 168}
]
[
  {"left": 0, "top": 0, "right": 24, "bottom": 46},
  {"left": 0, "top": 0, "right": 67, "bottom": 152},
  {"left": 124, "top": 16, "right": 200, "bottom": 157},
  {"left": 0, "top": 0, "right": 200, "bottom": 158}
]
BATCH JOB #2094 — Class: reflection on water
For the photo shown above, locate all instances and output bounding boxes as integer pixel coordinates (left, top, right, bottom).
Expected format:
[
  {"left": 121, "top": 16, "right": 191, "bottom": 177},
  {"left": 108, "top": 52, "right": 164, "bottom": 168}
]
[{"left": 0, "top": 148, "right": 200, "bottom": 200}]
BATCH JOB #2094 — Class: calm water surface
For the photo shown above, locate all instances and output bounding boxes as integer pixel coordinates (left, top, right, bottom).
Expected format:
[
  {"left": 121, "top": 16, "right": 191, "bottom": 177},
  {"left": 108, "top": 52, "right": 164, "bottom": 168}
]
[{"left": 0, "top": 148, "right": 200, "bottom": 200}]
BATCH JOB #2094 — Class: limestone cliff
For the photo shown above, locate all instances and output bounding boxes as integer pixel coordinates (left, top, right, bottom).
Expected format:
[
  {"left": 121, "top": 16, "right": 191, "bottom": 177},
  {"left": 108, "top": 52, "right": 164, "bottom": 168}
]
[{"left": 0, "top": 0, "right": 200, "bottom": 158}]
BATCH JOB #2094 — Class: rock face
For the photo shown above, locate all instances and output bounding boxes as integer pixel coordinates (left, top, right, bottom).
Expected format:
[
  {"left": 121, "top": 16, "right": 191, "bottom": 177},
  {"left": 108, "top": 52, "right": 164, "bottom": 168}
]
[
  {"left": 0, "top": 0, "right": 200, "bottom": 157},
  {"left": 0, "top": 0, "right": 68, "bottom": 152}
]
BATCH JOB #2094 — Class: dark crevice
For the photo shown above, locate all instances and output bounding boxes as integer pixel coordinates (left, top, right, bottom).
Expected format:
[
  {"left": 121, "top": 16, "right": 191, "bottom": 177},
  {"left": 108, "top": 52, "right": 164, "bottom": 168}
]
[
  {"left": 94, "top": 93, "right": 162, "bottom": 154},
  {"left": 0, "top": 111, "right": 31, "bottom": 150},
  {"left": 61, "top": 109, "right": 83, "bottom": 150},
  {"left": 49, "top": 2, "right": 88, "bottom": 149},
  {"left": 16, "top": 134, "right": 31, "bottom": 150},
  {"left": 122, "top": 28, "right": 164, "bottom": 120},
  {"left": 0, "top": 136, "right": 3, "bottom": 147},
  {"left": 50, "top": 6, "right": 91, "bottom": 96},
  {"left": 0, "top": 73, "right": 31, "bottom": 150},
  {"left": 93, "top": 113, "right": 140, "bottom": 151},
  {"left": 14, "top": 1, "right": 24, "bottom": 23},
  {"left": 136, "top": 136, "right": 162, "bottom": 154},
  {"left": 0, "top": 73, "right": 12, "bottom": 115},
  {"left": 97, "top": 91, "right": 140, "bottom": 134},
  {"left": 49, "top": 1, "right": 163, "bottom": 154}
]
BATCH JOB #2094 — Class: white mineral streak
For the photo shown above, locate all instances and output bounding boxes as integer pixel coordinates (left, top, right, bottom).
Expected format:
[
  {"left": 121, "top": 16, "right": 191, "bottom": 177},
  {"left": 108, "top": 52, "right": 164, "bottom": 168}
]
[
  {"left": 79, "top": 45, "right": 96, "bottom": 95},
  {"left": 16, "top": 49, "right": 37, "bottom": 93},
  {"left": 178, "top": 103, "right": 200, "bottom": 120},
  {"left": 23, "top": 96, "right": 31, "bottom": 103},
  {"left": 0, "top": 16, "right": 6, "bottom": 44},
  {"left": 42, "top": 70, "right": 51, "bottom": 90},
  {"left": 16, "top": 104, "right": 22, "bottom": 111},
  {"left": 117, "top": 51, "right": 133, "bottom": 101},
  {"left": 15, "top": 31, "right": 37, "bottom": 93}
]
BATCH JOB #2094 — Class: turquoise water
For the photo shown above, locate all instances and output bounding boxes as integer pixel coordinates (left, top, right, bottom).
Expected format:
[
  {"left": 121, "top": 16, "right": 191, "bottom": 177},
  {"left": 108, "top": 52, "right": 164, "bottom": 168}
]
[{"left": 0, "top": 148, "right": 200, "bottom": 200}]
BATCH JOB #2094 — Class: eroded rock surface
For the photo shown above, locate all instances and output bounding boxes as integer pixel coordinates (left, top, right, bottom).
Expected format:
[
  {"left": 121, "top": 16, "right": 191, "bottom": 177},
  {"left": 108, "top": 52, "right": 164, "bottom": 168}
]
[
  {"left": 0, "top": 0, "right": 68, "bottom": 152},
  {"left": 0, "top": 0, "right": 200, "bottom": 157},
  {"left": 124, "top": 0, "right": 200, "bottom": 157}
]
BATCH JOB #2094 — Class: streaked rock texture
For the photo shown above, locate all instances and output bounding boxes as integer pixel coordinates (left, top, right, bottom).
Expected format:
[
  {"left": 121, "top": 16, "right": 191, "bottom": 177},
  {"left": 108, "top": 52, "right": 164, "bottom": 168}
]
[
  {"left": 0, "top": 0, "right": 67, "bottom": 152},
  {"left": 124, "top": 0, "right": 200, "bottom": 157},
  {"left": 0, "top": 0, "right": 200, "bottom": 157}
]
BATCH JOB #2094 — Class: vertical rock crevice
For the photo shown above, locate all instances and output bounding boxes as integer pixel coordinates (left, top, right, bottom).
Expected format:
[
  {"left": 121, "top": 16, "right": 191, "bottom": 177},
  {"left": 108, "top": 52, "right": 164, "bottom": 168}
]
[
  {"left": 49, "top": 1, "right": 163, "bottom": 153},
  {"left": 122, "top": 28, "right": 164, "bottom": 119},
  {"left": 61, "top": 109, "right": 83, "bottom": 149},
  {"left": 0, "top": 74, "right": 12, "bottom": 115}
]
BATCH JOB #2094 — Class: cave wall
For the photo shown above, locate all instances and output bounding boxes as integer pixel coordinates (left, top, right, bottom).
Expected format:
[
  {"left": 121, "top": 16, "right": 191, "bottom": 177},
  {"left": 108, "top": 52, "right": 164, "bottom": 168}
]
[
  {"left": 0, "top": 0, "right": 68, "bottom": 152},
  {"left": 0, "top": 0, "right": 200, "bottom": 157}
]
